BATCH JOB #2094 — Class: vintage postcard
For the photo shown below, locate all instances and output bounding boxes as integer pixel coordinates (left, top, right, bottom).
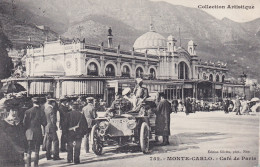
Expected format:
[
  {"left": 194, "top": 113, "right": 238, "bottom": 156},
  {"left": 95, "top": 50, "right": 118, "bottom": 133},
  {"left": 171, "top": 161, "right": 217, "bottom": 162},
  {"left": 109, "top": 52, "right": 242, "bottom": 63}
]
[{"left": 0, "top": 0, "right": 259, "bottom": 167}]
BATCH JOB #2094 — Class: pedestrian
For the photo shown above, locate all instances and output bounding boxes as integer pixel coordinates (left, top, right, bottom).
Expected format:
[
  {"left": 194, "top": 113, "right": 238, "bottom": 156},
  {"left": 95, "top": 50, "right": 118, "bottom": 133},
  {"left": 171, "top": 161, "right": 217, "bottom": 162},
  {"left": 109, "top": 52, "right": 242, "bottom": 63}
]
[
  {"left": 172, "top": 99, "right": 178, "bottom": 113},
  {"left": 58, "top": 97, "right": 69, "bottom": 152},
  {"left": 184, "top": 97, "right": 191, "bottom": 115},
  {"left": 223, "top": 97, "right": 230, "bottom": 114},
  {"left": 23, "top": 97, "right": 47, "bottom": 167},
  {"left": 0, "top": 100, "right": 28, "bottom": 167},
  {"left": 155, "top": 92, "right": 172, "bottom": 146},
  {"left": 44, "top": 98, "right": 62, "bottom": 160},
  {"left": 66, "top": 102, "right": 88, "bottom": 164},
  {"left": 82, "top": 97, "right": 97, "bottom": 153},
  {"left": 235, "top": 96, "right": 242, "bottom": 115}
]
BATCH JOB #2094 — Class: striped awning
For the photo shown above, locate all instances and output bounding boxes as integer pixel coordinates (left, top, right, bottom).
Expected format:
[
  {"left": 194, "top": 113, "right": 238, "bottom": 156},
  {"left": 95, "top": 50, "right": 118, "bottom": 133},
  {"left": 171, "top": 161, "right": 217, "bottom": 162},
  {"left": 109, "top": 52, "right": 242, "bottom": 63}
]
[{"left": 61, "top": 80, "right": 104, "bottom": 96}]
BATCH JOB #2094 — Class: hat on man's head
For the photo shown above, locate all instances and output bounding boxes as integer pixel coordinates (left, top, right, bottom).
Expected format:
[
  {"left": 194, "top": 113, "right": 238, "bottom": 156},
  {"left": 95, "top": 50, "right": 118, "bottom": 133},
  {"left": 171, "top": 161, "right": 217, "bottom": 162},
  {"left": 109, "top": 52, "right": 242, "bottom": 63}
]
[
  {"left": 86, "top": 97, "right": 94, "bottom": 101},
  {"left": 47, "top": 98, "right": 56, "bottom": 104},
  {"left": 59, "top": 97, "right": 68, "bottom": 102},
  {"left": 136, "top": 78, "right": 143, "bottom": 84},
  {"left": 4, "top": 99, "right": 20, "bottom": 110},
  {"left": 122, "top": 87, "right": 131, "bottom": 96}
]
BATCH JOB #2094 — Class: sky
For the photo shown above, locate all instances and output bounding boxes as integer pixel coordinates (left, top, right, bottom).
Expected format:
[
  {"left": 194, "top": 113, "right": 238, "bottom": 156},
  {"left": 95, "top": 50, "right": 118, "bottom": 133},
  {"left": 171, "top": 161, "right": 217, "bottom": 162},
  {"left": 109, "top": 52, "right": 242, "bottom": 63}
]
[{"left": 152, "top": 0, "right": 260, "bottom": 22}]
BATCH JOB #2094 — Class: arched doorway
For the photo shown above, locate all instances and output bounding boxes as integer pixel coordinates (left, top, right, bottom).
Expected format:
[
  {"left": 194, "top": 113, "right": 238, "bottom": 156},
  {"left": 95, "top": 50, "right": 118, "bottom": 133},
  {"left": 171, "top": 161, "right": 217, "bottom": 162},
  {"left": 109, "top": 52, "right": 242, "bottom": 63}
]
[
  {"left": 87, "top": 62, "right": 98, "bottom": 76},
  {"left": 149, "top": 68, "right": 156, "bottom": 79},
  {"left": 197, "top": 81, "right": 213, "bottom": 101},
  {"left": 178, "top": 62, "right": 189, "bottom": 79},
  {"left": 209, "top": 74, "right": 213, "bottom": 81},
  {"left": 222, "top": 75, "right": 225, "bottom": 83},
  {"left": 216, "top": 75, "right": 220, "bottom": 82},
  {"left": 136, "top": 67, "right": 144, "bottom": 78},
  {"left": 122, "top": 65, "right": 130, "bottom": 77},
  {"left": 105, "top": 64, "right": 115, "bottom": 77}
]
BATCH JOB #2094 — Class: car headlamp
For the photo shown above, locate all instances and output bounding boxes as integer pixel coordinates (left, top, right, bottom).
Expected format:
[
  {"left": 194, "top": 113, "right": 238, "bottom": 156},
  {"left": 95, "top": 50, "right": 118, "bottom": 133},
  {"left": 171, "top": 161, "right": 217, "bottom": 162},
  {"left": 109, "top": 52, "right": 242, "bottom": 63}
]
[
  {"left": 99, "top": 121, "right": 109, "bottom": 130},
  {"left": 127, "top": 120, "right": 137, "bottom": 130}
]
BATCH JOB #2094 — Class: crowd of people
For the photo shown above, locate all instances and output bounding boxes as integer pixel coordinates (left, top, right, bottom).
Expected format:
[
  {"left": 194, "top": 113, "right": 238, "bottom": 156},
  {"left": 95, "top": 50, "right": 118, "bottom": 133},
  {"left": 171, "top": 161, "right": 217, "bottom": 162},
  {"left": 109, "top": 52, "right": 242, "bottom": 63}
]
[
  {"left": 0, "top": 92, "right": 106, "bottom": 167},
  {"left": 0, "top": 80, "right": 259, "bottom": 167}
]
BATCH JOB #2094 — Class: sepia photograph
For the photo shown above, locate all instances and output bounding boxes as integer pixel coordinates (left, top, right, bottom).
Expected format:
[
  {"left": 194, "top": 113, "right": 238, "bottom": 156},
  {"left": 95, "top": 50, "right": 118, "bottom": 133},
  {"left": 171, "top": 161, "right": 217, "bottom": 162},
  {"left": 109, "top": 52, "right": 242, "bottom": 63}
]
[{"left": 0, "top": 0, "right": 259, "bottom": 166}]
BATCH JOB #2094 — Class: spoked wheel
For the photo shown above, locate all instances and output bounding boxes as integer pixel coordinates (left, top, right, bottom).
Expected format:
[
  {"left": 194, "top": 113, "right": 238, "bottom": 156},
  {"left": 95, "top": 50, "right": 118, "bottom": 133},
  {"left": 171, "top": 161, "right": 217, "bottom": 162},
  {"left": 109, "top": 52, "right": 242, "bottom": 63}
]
[
  {"left": 140, "top": 122, "right": 150, "bottom": 154},
  {"left": 91, "top": 124, "right": 103, "bottom": 155}
]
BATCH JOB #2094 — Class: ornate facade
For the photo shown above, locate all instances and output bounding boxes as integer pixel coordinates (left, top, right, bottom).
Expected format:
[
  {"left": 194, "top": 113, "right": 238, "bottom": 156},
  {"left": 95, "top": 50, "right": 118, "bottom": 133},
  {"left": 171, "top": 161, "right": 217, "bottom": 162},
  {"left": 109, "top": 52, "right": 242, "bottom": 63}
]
[{"left": 3, "top": 25, "right": 249, "bottom": 104}]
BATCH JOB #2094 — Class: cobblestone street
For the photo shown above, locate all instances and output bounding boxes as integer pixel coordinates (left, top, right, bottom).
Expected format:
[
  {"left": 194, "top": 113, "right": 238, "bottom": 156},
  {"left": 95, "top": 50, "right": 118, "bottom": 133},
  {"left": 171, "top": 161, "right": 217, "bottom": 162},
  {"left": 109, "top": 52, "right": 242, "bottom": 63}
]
[{"left": 39, "top": 111, "right": 259, "bottom": 167}]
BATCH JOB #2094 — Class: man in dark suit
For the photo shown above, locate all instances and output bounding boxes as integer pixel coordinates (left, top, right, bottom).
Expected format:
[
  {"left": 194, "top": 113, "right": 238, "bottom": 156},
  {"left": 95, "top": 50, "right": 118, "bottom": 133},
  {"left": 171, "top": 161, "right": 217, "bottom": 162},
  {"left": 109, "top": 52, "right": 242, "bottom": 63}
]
[
  {"left": 23, "top": 97, "right": 47, "bottom": 167},
  {"left": 66, "top": 102, "right": 88, "bottom": 164},
  {"left": 44, "top": 99, "right": 62, "bottom": 160},
  {"left": 155, "top": 93, "right": 172, "bottom": 146},
  {"left": 58, "top": 97, "right": 69, "bottom": 152}
]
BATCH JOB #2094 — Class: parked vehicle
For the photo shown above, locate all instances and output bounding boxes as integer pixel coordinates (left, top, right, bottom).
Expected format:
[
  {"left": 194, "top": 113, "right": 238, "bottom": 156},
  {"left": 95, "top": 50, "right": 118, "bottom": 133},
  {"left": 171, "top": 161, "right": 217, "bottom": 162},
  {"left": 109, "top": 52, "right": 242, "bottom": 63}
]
[{"left": 91, "top": 100, "right": 156, "bottom": 155}]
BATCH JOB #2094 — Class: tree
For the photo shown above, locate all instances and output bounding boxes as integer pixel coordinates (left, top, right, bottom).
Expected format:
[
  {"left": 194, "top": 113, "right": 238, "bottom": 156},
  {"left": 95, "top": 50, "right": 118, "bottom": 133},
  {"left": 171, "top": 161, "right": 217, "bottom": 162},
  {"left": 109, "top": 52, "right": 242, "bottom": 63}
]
[{"left": 0, "top": 22, "right": 13, "bottom": 80}]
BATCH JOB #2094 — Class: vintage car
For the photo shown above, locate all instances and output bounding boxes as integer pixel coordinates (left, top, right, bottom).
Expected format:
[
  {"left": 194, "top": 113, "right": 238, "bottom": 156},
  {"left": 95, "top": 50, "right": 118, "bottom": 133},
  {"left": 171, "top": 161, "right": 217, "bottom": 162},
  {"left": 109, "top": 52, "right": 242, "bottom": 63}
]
[{"left": 91, "top": 98, "right": 156, "bottom": 155}]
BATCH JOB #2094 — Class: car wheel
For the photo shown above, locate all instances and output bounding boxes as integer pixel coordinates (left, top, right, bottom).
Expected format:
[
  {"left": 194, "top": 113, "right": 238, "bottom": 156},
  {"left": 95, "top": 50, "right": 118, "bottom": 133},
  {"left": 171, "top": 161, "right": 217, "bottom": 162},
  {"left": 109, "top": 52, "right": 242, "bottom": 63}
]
[
  {"left": 91, "top": 124, "right": 103, "bottom": 155},
  {"left": 140, "top": 122, "right": 150, "bottom": 154}
]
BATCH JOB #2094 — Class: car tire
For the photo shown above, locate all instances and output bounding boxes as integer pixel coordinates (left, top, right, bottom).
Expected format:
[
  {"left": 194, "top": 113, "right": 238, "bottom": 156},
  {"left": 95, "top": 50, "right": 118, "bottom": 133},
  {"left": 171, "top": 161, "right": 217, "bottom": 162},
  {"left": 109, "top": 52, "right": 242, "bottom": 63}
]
[
  {"left": 140, "top": 122, "right": 150, "bottom": 154},
  {"left": 91, "top": 124, "right": 103, "bottom": 155}
]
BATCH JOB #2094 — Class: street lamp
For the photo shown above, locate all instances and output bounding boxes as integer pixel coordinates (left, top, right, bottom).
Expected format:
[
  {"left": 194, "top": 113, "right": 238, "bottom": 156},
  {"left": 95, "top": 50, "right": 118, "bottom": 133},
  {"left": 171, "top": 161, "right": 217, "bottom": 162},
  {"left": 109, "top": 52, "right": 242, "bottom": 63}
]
[{"left": 240, "top": 71, "right": 247, "bottom": 99}]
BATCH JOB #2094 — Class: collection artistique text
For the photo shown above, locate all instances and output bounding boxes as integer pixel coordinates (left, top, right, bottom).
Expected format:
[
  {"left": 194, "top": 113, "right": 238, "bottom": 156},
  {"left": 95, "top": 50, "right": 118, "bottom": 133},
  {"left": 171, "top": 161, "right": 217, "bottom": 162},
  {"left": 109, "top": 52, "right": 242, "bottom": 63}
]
[{"left": 198, "top": 5, "right": 255, "bottom": 10}]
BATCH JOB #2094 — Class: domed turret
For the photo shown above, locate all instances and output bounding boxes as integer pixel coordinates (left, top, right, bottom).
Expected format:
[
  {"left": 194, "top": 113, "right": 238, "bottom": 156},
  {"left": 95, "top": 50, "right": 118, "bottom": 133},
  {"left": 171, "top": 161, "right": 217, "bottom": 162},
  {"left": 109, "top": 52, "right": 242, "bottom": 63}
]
[{"left": 133, "top": 24, "right": 166, "bottom": 55}]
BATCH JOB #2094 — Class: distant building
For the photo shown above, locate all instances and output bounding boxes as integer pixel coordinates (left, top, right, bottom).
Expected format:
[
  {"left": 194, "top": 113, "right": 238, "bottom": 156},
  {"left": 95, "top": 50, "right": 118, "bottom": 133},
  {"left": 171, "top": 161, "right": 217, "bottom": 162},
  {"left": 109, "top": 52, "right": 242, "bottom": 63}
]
[
  {"left": 35, "top": 25, "right": 50, "bottom": 31},
  {"left": 2, "top": 24, "right": 250, "bottom": 104}
]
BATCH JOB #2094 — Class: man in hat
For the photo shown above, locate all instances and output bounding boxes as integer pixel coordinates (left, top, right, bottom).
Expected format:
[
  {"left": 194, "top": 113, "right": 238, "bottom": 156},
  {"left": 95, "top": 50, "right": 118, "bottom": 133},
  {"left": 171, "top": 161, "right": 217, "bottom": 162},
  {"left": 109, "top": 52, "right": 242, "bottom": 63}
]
[
  {"left": 133, "top": 78, "right": 149, "bottom": 110},
  {"left": 155, "top": 92, "right": 172, "bottom": 146},
  {"left": 0, "top": 100, "right": 27, "bottom": 167},
  {"left": 23, "top": 97, "right": 47, "bottom": 167},
  {"left": 106, "top": 88, "right": 133, "bottom": 117},
  {"left": 234, "top": 96, "right": 242, "bottom": 115},
  {"left": 58, "top": 97, "right": 69, "bottom": 152},
  {"left": 44, "top": 98, "right": 62, "bottom": 160},
  {"left": 82, "top": 97, "right": 97, "bottom": 153},
  {"left": 66, "top": 102, "right": 88, "bottom": 164}
]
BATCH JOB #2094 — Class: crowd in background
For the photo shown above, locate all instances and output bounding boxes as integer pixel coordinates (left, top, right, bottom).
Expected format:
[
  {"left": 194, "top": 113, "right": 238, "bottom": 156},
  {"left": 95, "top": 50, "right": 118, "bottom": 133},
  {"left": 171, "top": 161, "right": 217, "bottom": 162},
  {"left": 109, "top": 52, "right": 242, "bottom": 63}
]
[{"left": 0, "top": 90, "right": 259, "bottom": 167}]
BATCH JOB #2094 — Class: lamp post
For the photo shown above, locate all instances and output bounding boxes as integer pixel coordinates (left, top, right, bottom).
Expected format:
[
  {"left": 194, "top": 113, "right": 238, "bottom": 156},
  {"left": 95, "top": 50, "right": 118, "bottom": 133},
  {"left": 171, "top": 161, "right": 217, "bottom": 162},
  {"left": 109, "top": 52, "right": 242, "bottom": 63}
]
[{"left": 240, "top": 71, "right": 247, "bottom": 99}]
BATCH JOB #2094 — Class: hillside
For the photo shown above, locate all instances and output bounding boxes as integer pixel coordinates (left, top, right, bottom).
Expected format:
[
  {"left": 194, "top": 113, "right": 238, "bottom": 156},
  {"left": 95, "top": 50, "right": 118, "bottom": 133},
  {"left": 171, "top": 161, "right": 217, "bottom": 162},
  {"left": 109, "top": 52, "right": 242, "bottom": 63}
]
[
  {"left": 1, "top": 0, "right": 259, "bottom": 80},
  {"left": 0, "top": 1, "right": 59, "bottom": 49}
]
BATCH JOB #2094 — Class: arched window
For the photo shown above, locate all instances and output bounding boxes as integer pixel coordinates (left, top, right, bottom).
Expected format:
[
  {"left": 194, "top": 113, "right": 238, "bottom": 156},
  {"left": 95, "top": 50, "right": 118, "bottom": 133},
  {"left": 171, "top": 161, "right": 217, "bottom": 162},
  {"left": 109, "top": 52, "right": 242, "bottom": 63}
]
[
  {"left": 178, "top": 62, "right": 189, "bottom": 79},
  {"left": 222, "top": 75, "right": 225, "bottom": 83},
  {"left": 105, "top": 64, "right": 115, "bottom": 77},
  {"left": 209, "top": 74, "right": 213, "bottom": 81},
  {"left": 136, "top": 67, "right": 144, "bottom": 78},
  {"left": 122, "top": 65, "right": 130, "bottom": 77},
  {"left": 87, "top": 62, "right": 98, "bottom": 76},
  {"left": 203, "top": 73, "right": 207, "bottom": 80},
  {"left": 149, "top": 68, "right": 156, "bottom": 79},
  {"left": 216, "top": 75, "right": 220, "bottom": 82}
]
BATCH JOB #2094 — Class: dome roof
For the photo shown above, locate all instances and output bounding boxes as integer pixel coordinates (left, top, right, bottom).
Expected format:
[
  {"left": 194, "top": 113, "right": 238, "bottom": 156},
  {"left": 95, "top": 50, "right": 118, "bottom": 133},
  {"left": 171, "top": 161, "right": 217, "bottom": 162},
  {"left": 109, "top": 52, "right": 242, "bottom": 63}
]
[
  {"left": 133, "top": 25, "right": 166, "bottom": 50},
  {"left": 34, "top": 59, "right": 65, "bottom": 76}
]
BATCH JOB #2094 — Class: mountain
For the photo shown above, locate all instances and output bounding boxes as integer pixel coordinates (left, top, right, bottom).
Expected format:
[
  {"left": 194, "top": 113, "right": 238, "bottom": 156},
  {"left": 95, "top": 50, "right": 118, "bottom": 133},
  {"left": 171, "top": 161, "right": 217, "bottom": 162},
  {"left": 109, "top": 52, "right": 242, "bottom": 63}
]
[
  {"left": 0, "top": 1, "right": 59, "bottom": 49},
  {"left": 1, "top": 0, "right": 259, "bottom": 81}
]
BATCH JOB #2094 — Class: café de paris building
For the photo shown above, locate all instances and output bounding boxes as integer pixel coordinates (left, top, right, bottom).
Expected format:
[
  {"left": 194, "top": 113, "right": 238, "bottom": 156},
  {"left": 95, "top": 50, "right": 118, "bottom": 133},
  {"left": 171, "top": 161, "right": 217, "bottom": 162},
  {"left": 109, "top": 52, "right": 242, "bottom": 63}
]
[{"left": 3, "top": 25, "right": 247, "bottom": 105}]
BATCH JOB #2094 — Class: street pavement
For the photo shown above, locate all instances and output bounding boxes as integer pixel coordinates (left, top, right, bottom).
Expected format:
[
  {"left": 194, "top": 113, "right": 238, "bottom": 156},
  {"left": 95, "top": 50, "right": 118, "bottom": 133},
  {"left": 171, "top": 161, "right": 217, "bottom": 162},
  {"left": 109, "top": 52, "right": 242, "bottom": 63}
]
[{"left": 39, "top": 111, "right": 259, "bottom": 167}]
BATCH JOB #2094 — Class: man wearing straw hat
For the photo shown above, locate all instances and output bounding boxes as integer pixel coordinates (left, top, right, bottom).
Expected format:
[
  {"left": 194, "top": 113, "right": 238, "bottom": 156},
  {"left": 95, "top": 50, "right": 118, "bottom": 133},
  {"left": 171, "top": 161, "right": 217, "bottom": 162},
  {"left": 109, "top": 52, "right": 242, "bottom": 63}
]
[{"left": 82, "top": 97, "right": 97, "bottom": 153}]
